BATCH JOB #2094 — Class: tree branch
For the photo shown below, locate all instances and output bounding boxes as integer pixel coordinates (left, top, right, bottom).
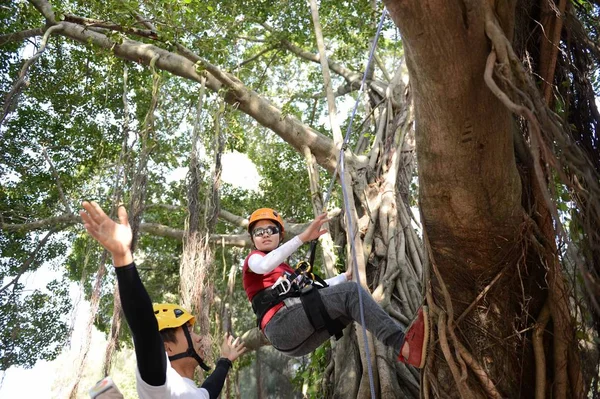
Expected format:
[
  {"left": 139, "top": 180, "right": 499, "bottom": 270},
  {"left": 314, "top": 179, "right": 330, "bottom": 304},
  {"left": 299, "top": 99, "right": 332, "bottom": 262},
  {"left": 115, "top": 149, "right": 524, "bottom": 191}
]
[
  {"left": 2, "top": 214, "right": 80, "bottom": 232},
  {"left": 45, "top": 9, "right": 360, "bottom": 173},
  {"left": 63, "top": 14, "right": 159, "bottom": 40},
  {"left": 131, "top": 12, "right": 158, "bottom": 31},
  {"left": 48, "top": 20, "right": 342, "bottom": 172},
  {"left": 0, "top": 208, "right": 339, "bottom": 247},
  {"left": 28, "top": 0, "right": 56, "bottom": 24},
  {"left": 233, "top": 45, "right": 278, "bottom": 69},
  {"left": 280, "top": 39, "right": 362, "bottom": 84},
  {"left": 0, "top": 28, "right": 44, "bottom": 47}
]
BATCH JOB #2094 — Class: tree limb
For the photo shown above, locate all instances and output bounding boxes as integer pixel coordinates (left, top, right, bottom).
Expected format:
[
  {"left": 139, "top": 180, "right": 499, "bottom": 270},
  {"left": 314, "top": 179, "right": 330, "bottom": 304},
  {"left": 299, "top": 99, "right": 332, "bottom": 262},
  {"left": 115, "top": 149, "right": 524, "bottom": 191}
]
[
  {"left": 2, "top": 214, "right": 80, "bottom": 232},
  {"left": 0, "top": 28, "right": 44, "bottom": 47},
  {"left": 280, "top": 39, "right": 362, "bottom": 85},
  {"left": 28, "top": 0, "right": 56, "bottom": 24},
  {"left": 62, "top": 14, "right": 159, "bottom": 39},
  {"left": 41, "top": 10, "right": 353, "bottom": 173},
  {"left": 233, "top": 45, "right": 278, "bottom": 69}
]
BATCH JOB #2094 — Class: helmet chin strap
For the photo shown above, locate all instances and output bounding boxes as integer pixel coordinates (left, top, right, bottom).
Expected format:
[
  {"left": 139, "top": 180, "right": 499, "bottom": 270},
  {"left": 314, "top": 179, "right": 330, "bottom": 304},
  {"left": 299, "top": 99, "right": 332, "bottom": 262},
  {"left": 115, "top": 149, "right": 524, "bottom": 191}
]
[{"left": 168, "top": 327, "right": 211, "bottom": 371}]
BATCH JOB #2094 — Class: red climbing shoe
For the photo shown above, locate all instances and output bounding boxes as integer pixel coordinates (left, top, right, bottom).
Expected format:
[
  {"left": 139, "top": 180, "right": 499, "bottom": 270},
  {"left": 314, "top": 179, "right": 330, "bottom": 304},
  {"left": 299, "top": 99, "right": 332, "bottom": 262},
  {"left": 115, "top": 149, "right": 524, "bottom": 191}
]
[{"left": 398, "top": 306, "right": 430, "bottom": 368}]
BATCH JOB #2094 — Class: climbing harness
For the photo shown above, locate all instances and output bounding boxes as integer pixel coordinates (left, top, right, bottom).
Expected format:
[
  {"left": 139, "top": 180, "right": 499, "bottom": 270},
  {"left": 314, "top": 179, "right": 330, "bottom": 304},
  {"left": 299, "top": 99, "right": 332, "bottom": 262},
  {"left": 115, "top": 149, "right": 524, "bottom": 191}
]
[{"left": 251, "top": 260, "right": 345, "bottom": 340}]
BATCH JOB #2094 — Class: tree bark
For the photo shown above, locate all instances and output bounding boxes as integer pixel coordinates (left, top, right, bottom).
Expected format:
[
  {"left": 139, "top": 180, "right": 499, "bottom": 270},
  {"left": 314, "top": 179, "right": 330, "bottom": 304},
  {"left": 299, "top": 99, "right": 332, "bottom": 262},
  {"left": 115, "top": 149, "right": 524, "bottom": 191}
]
[{"left": 384, "top": 0, "right": 583, "bottom": 397}]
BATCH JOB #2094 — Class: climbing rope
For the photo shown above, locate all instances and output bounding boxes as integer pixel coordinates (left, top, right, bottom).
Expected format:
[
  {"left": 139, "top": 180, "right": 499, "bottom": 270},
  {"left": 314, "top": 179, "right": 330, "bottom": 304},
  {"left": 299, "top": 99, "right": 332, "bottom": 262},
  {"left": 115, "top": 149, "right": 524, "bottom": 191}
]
[{"left": 314, "top": 7, "right": 388, "bottom": 399}]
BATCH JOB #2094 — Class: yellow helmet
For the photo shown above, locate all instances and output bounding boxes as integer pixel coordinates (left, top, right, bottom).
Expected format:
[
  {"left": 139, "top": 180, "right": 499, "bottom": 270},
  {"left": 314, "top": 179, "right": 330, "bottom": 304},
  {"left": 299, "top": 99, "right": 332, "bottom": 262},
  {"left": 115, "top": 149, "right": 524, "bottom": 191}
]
[
  {"left": 153, "top": 303, "right": 195, "bottom": 331},
  {"left": 248, "top": 208, "right": 285, "bottom": 234}
]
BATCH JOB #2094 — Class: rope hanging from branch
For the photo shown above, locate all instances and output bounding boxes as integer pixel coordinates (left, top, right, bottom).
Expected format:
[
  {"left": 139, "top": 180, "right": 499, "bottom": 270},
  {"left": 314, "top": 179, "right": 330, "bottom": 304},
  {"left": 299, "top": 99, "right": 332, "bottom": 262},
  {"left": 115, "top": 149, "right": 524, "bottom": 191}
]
[{"left": 307, "top": 2, "right": 388, "bottom": 397}]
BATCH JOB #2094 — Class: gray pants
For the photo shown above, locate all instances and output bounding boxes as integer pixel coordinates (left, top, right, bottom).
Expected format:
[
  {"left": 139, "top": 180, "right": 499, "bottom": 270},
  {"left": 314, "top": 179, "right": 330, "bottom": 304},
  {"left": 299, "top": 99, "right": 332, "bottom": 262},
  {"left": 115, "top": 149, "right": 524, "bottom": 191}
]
[{"left": 263, "top": 281, "right": 405, "bottom": 357}]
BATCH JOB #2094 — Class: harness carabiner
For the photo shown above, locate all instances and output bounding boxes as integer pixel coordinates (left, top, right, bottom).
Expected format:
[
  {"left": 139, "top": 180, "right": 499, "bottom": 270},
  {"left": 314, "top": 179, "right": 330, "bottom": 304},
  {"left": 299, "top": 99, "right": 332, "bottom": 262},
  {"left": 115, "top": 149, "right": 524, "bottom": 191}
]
[{"left": 271, "top": 275, "right": 292, "bottom": 296}]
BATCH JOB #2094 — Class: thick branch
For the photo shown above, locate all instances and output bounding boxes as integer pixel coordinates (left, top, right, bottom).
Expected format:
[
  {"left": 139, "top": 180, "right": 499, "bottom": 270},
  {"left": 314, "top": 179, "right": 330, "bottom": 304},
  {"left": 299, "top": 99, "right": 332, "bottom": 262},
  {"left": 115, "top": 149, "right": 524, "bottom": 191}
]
[
  {"left": 63, "top": 14, "right": 159, "bottom": 40},
  {"left": 0, "top": 28, "right": 44, "bottom": 47},
  {"left": 144, "top": 204, "right": 248, "bottom": 229},
  {"left": 28, "top": 0, "right": 56, "bottom": 24},
  {"left": 1, "top": 210, "right": 326, "bottom": 247},
  {"left": 2, "top": 214, "right": 80, "bottom": 232},
  {"left": 51, "top": 20, "right": 341, "bottom": 172}
]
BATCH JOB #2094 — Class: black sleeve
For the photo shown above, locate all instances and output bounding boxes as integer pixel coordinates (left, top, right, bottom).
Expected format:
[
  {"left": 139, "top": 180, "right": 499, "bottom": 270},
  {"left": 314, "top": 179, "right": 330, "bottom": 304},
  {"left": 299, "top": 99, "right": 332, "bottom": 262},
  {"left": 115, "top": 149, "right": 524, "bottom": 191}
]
[
  {"left": 115, "top": 263, "right": 167, "bottom": 386},
  {"left": 200, "top": 358, "right": 232, "bottom": 399}
]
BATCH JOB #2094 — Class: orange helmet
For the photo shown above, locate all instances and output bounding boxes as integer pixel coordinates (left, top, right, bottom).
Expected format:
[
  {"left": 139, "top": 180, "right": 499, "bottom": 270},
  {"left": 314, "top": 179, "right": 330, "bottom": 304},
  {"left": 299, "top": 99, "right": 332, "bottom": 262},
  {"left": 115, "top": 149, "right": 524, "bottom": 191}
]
[{"left": 248, "top": 208, "right": 285, "bottom": 235}]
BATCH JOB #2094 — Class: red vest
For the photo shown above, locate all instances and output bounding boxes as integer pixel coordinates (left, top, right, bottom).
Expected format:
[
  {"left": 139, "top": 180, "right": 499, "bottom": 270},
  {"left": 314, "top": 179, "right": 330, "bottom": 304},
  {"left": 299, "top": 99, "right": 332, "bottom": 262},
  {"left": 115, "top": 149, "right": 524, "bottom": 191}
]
[{"left": 243, "top": 250, "right": 294, "bottom": 329}]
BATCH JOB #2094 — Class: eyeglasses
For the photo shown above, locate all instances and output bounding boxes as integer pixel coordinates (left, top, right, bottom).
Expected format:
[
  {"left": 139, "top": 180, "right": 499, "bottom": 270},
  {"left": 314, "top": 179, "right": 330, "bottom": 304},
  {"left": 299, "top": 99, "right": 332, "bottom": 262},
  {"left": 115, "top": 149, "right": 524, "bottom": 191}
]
[{"left": 252, "top": 225, "right": 280, "bottom": 238}]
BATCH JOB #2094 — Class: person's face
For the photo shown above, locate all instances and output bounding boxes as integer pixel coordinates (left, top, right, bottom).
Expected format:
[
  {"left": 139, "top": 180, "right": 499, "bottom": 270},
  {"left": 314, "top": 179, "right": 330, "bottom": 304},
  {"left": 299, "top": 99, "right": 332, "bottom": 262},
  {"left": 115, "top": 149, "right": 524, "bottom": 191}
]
[
  {"left": 251, "top": 219, "right": 281, "bottom": 252},
  {"left": 165, "top": 322, "right": 205, "bottom": 365}
]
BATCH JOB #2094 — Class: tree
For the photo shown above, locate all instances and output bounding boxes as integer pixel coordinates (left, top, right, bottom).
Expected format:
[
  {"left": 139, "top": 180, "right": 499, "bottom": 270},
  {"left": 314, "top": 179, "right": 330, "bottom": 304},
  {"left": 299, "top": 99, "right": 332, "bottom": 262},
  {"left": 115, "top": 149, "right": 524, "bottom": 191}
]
[
  {"left": 1, "top": 0, "right": 598, "bottom": 398},
  {"left": 384, "top": 1, "right": 600, "bottom": 397}
]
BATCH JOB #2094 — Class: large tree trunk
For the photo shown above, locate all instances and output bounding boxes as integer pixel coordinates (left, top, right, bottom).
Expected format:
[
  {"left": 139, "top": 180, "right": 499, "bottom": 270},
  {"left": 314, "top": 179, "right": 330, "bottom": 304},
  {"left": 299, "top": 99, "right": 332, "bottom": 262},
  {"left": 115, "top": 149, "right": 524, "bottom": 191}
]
[{"left": 384, "top": 1, "right": 583, "bottom": 397}]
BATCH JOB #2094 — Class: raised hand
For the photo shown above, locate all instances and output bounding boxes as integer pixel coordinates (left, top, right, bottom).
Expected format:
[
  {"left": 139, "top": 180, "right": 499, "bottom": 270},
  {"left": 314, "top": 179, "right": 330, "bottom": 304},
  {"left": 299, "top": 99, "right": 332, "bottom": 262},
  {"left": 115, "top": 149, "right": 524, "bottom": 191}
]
[
  {"left": 220, "top": 333, "right": 247, "bottom": 362},
  {"left": 298, "top": 212, "right": 329, "bottom": 243},
  {"left": 80, "top": 201, "right": 133, "bottom": 266}
]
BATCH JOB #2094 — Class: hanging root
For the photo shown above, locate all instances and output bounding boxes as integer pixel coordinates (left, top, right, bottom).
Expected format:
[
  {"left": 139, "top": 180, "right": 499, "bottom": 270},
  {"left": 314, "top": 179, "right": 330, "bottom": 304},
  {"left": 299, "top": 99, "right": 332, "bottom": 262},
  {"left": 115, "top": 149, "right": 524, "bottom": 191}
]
[
  {"left": 102, "top": 286, "right": 123, "bottom": 376},
  {"left": 533, "top": 301, "right": 551, "bottom": 399},
  {"left": 437, "top": 312, "right": 473, "bottom": 399},
  {"left": 68, "top": 250, "right": 109, "bottom": 398},
  {"left": 423, "top": 228, "right": 504, "bottom": 398},
  {"left": 429, "top": 252, "right": 475, "bottom": 398},
  {"left": 481, "top": 2, "right": 598, "bottom": 397},
  {"left": 455, "top": 340, "right": 502, "bottom": 399},
  {"left": 483, "top": 1, "right": 600, "bottom": 314},
  {"left": 180, "top": 232, "right": 213, "bottom": 356}
]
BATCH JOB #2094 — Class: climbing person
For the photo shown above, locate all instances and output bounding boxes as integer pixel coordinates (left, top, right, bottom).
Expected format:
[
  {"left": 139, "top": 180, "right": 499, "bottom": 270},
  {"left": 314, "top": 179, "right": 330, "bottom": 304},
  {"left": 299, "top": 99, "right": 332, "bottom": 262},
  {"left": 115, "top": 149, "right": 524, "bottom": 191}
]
[
  {"left": 242, "top": 207, "right": 430, "bottom": 368},
  {"left": 80, "top": 201, "right": 247, "bottom": 399}
]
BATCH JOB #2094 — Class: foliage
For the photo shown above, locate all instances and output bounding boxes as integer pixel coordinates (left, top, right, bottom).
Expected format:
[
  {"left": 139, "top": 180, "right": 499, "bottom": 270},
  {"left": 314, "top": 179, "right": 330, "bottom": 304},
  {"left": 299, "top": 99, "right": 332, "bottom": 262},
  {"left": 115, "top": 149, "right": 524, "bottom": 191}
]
[
  {"left": 291, "top": 342, "right": 329, "bottom": 398},
  {"left": 0, "top": 279, "right": 71, "bottom": 370}
]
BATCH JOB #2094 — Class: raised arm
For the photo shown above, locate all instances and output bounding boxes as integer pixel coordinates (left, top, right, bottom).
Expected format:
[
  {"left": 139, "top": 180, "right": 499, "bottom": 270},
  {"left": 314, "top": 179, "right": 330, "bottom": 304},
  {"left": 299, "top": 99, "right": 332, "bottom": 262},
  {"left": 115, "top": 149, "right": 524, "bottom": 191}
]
[
  {"left": 247, "top": 213, "right": 330, "bottom": 274},
  {"left": 247, "top": 236, "right": 304, "bottom": 273},
  {"left": 80, "top": 201, "right": 167, "bottom": 385}
]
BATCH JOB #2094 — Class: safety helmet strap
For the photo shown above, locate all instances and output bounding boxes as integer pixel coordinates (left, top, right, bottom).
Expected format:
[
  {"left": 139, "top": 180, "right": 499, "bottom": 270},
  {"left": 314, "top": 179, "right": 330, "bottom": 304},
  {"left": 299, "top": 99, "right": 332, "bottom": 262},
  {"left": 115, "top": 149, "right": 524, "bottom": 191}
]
[{"left": 167, "top": 326, "right": 211, "bottom": 371}]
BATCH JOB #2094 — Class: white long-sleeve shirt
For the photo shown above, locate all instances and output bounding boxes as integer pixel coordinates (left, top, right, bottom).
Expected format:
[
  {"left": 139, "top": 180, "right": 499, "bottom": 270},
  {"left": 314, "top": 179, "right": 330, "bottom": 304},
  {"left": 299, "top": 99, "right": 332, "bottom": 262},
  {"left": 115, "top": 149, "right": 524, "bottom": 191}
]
[{"left": 247, "top": 236, "right": 348, "bottom": 286}]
